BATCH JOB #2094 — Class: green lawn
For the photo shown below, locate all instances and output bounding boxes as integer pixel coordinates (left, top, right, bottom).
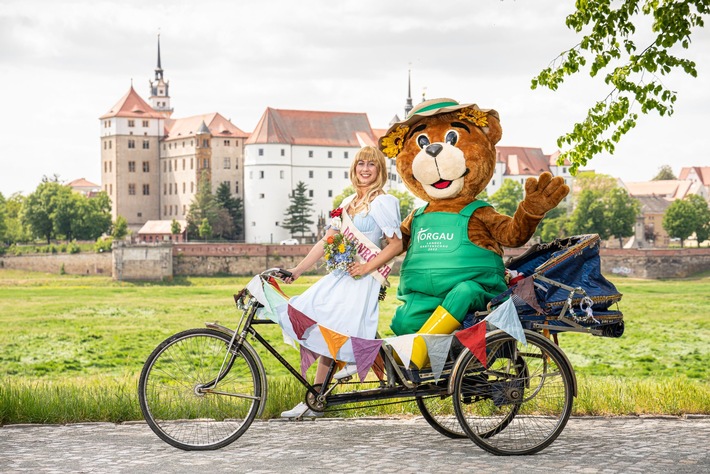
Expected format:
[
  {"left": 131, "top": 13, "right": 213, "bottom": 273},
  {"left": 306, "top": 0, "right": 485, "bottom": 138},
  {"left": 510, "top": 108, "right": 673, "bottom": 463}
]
[{"left": 1, "top": 268, "right": 708, "bottom": 422}]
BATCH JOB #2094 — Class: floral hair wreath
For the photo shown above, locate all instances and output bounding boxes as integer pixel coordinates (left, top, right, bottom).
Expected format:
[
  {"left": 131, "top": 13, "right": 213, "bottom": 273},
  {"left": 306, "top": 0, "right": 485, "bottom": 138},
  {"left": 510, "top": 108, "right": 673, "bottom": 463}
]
[{"left": 380, "top": 107, "right": 490, "bottom": 159}]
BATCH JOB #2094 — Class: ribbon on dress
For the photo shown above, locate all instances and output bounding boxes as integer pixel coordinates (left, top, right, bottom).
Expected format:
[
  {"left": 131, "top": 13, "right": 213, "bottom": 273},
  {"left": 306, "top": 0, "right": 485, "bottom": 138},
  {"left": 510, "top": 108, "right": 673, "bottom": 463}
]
[{"left": 338, "top": 195, "right": 395, "bottom": 287}]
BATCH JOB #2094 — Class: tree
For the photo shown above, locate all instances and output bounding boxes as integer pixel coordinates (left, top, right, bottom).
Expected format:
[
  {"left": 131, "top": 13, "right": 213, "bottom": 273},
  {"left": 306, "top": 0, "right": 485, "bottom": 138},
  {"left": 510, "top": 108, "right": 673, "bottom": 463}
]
[
  {"left": 282, "top": 181, "right": 315, "bottom": 240},
  {"left": 0, "top": 192, "right": 7, "bottom": 244},
  {"left": 198, "top": 218, "right": 212, "bottom": 241},
  {"left": 186, "top": 172, "right": 218, "bottom": 240},
  {"left": 170, "top": 219, "right": 182, "bottom": 236},
  {"left": 215, "top": 182, "right": 244, "bottom": 240},
  {"left": 536, "top": 205, "right": 569, "bottom": 242},
  {"left": 663, "top": 199, "right": 696, "bottom": 247},
  {"left": 53, "top": 191, "right": 111, "bottom": 241},
  {"left": 490, "top": 179, "right": 523, "bottom": 217},
  {"left": 573, "top": 172, "right": 618, "bottom": 194},
  {"left": 532, "top": 1, "right": 709, "bottom": 173},
  {"left": 333, "top": 185, "right": 416, "bottom": 220},
  {"left": 2, "top": 193, "right": 29, "bottom": 244},
  {"left": 569, "top": 189, "right": 609, "bottom": 239},
  {"left": 112, "top": 215, "right": 129, "bottom": 240},
  {"left": 606, "top": 188, "right": 640, "bottom": 248},
  {"left": 21, "top": 178, "right": 65, "bottom": 243},
  {"left": 686, "top": 194, "right": 710, "bottom": 246},
  {"left": 652, "top": 165, "right": 677, "bottom": 181}
]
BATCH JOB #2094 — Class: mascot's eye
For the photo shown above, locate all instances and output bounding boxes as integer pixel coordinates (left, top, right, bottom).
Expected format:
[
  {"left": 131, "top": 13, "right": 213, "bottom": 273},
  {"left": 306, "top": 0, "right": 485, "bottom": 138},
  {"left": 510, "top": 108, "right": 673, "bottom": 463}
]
[
  {"left": 445, "top": 130, "right": 459, "bottom": 146},
  {"left": 417, "top": 134, "right": 430, "bottom": 149}
]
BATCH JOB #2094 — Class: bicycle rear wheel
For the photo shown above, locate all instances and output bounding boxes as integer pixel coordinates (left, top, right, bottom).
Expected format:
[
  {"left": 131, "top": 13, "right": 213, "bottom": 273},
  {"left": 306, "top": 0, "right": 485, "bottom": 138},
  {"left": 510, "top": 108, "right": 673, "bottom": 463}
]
[
  {"left": 452, "top": 330, "right": 574, "bottom": 455},
  {"left": 138, "top": 328, "right": 263, "bottom": 450},
  {"left": 416, "top": 395, "right": 466, "bottom": 439}
]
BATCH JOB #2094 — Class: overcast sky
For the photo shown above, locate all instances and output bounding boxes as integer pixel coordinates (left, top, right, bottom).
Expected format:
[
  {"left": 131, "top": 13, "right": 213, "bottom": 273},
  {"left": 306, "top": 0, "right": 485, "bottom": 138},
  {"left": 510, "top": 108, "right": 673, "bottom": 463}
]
[{"left": 1, "top": 0, "right": 708, "bottom": 196}]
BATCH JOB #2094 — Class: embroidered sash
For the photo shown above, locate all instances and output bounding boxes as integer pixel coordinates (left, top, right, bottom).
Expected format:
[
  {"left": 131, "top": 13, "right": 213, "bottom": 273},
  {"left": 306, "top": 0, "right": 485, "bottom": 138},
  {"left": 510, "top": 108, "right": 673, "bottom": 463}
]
[{"left": 339, "top": 195, "right": 394, "bottom": 287}]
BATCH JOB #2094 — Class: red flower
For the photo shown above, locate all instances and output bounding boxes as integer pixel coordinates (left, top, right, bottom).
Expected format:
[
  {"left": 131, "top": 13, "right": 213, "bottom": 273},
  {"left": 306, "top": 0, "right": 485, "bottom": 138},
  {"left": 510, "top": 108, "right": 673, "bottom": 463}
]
[{"left": 330, "top": 208, "right": 343, "bottom": 218}]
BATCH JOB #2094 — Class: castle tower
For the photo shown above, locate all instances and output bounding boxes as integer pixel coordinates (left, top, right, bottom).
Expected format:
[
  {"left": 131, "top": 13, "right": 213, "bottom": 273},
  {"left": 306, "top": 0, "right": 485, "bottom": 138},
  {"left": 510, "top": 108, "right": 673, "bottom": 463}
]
[{"left": 149, "top": 34, "right": 173, "bottom": 117}]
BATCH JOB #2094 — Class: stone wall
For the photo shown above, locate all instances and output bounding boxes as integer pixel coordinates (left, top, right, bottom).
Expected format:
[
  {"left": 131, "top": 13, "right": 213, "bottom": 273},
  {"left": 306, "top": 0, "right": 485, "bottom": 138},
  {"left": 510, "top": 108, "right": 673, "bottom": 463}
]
[
  {"left": 112, "top": 244, "right": 173, "bottom": 281},
  {"left": 0, "top": 252, "right": 111, "bottom": 275},
  {"left": 2, "top": 244, "right": 708, "bottom": 280}
]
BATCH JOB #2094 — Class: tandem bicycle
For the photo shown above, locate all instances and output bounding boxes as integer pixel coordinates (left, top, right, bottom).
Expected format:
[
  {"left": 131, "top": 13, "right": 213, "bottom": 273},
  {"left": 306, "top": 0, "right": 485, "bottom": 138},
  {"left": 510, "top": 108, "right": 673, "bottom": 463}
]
[{"left": 138, "top": 234, "right": 623, "bottom": 456}]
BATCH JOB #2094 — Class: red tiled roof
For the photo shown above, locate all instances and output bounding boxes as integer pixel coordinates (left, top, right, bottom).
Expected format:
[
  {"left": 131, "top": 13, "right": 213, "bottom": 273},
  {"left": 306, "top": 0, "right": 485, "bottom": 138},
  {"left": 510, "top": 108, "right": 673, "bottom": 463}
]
[
  {"left": 496, "top": 146, "right": 553, "bottom": 175},
  {"left": 246, "top": 108, "right": 377, "bottom": 146},
  {"left": 137, "top": 220, "right": 187, "bottom": 235},
  {"left": 67, "top": 178, "right": 100, "bottom": 188},
  {"left": 164, "top": 112, "right": 249, "bottom": 140},
  {"left": 100, "top": 86, "right": 164, "bottom": 119},
  {"left": 679, "top": 166, "right": 710, "bottom": 185},
  {"left": 625, "top": 180, "right": 702, "bottom": 200}
]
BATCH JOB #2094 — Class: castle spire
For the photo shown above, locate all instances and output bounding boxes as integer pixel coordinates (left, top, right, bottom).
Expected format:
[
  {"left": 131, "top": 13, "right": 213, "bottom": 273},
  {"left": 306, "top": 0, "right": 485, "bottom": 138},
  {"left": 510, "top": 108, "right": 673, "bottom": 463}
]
[
  {"left": 155, "top": 33, "right": 163, "bottom": 81},
  {"left": 404, "top": 68, "right": 413, "bottom": 118}
]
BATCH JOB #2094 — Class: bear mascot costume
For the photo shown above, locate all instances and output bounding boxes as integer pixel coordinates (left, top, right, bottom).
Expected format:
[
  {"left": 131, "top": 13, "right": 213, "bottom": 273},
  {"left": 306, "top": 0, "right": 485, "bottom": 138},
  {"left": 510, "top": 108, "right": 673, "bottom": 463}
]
[{"left": 378, "top": 98, "right": 570, "bottom": 368}]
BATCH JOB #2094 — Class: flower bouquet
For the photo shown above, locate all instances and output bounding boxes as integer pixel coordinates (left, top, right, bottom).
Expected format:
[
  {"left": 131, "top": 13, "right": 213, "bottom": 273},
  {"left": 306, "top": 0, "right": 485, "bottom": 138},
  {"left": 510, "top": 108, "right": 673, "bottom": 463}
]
[{"left": 323, "top": 232, "right": 357, "bottom": 274}]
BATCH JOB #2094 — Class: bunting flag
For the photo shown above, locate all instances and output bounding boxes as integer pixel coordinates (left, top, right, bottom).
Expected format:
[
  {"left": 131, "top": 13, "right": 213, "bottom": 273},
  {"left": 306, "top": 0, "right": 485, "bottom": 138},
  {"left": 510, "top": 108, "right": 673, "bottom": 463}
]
[
  {"left": 484, "top": 298, "right": 527, "bottom": 345},
  {"left": 261, "top": 279, "right": 289, "bottom": 323},
  {"left": 299, "top": 345, "right": 320, "bottom": 379},
  {"left": 512, "top": 276, "right": 546, "bottom": 314},
  {"left": 385, "top": 334, "right": 416, "bottom": 369},
  {"left": 421, "top": 334, "right": 454, "bottom": 381},
  {"left": 351, "top": 337, "right": 383, "bottom": 382},
  {"left": 288, "top": 305, "right": 317, "bottom": 340},
  {"left": 319, "top": 326, "right": 349, "bottom": 360},
  {"left": 455, "top": 320, "right": 488, "bottom": 368}
]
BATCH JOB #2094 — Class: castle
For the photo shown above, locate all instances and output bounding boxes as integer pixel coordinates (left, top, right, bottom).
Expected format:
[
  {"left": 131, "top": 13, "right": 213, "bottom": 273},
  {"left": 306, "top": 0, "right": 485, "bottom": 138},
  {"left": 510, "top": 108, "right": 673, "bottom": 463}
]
[{"left": 100, "top": 40, "right": 574, "bottom": 243}]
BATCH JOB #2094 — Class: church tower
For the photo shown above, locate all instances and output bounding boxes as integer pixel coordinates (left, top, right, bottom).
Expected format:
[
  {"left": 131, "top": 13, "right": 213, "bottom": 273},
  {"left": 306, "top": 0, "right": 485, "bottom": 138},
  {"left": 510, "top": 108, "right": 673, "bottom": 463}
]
[
  {"left": 404, "top": 69, "right": 413, "bottom": 118},
  {"left": 149, "top": 34, "right": 173, "bottom": 117}
]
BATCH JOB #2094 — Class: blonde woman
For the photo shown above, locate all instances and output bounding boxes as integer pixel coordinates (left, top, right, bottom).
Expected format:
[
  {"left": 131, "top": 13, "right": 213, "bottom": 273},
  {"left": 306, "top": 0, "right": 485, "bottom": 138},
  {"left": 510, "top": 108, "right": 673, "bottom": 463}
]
[{"left": 281, "top": 145, "right": 403, "bottom": 418}]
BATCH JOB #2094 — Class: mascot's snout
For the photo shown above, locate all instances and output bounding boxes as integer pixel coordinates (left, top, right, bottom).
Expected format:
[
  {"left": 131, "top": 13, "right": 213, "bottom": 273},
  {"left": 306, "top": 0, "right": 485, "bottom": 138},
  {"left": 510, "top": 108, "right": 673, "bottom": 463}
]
[{"left": 412, "top": 142, "right": 467, "bottom": 200}]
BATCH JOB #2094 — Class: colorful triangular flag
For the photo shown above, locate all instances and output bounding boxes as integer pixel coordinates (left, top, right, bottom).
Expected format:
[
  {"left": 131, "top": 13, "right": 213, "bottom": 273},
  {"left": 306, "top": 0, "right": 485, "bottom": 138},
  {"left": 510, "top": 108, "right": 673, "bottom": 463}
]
[
  {"left": 385, "top": 334, "right": 416, "bottom": 369},
  {"left": 288, "top": 305, "right": 317, "bottom": 340},
  {"left": 455, "top": 320, "right": 487, "bottom": 368},
  {"left": 319, "top": 326, "right": 349, "bottom": 360},
  {"left": 484, "top": 298, "right": 527, "bottom": 345},
  {"left": 512, "top": 276, "right": 546, "bottom": 314},
  {"left": 421, "top": 334, "right": 454, "bottom": 381},
  {"left": 351, "top": 337, "right": 383, "bottom": 382},
  {"left": 299, "top": 345, "right": 320, "bottom": 379}
]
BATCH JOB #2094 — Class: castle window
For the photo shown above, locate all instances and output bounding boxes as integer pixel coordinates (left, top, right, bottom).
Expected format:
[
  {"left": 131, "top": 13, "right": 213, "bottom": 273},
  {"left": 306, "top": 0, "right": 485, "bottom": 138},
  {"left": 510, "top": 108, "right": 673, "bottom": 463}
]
[
  {"left": 203, "top": 158, "right": 209, "bottom": 169},
  {"left": 281, "top": 149, "right": 285, "bottom": 156},
  {"left": 182, "top": 141, "right": 185, "bottom": 148},
  {"left": 143, "top": 161, "right": 150, "bottom": 172},
  {"left": 109, "top": 161, "right": 112, "bottom": 172},
  {"left": 190, "top": 158, "right": 194, "bottom": 170},
  {"left": 128, "top": 139, "right": 135, "bottom": 149},
  {"left": 308, "top": 190, "right": 313, "bottom": 197},
  {"left": 308, "top": 150, "right": 314, "bottom": 158},
  {"left": 328, "top": 151, "right": 332, "bottom": 158},
  {"left": 328, "top": 190, "right": 333, "bottom": 197},
  {"left": 128, "top": 161, "right": 136, "bottom": 172},
  {"left": 328, "top": 171, "right": 332, "bottom": 179},
  {"left": 224, "top": 140, "right": 231, "bottom": 146},
  {"left": 143, "top": 184, "right": 150, "bottom": 195},
  {"left": 128, "top": 184, "right": 136, "bottom": 195},
  {"left": 309, "top": 170, "right": 314, "bottom": 178},
  {"left": 191, "top": 182, "right": 194, "bottom": 192},
  {"left": 344, "top": 151, "right": 349, "bottom": 159},
  {"left": 142, "top": 120, "right": 149, "bottom": 127},
  {"left": 258, "top": 148, "right": 264, "bottom": 156},
  {"left": 109, "top": 184, "right": 112, "bottom": 195},
  {"left": 202, "top": 139, "right": 209, "bottom": 147},
  {"left": 109, "top": 140, "right": 112, "bottom": 149},
  {"left": 280, "top": 170, "right": 284, "bottom": 179},
  {"left": 235, "top": 182, "right": 239, "bottom": 194},
  {"left": 259, "top": 193, "right": 265, "bottom": 199},
  {"left": 223, "top": 157, "right": 231, "bottom": 169},
  {"left": 142, "top": 140, "right": 150, "bottom": 149},
  {"left": 104, "top": 141, "right": 107, "bottom": 150},
  {"left": 259, "top": 171, "right": 265, "bottom": 179},
  {"left": 104, "top": 162, "right": 107, "bottom": 172},
  {"left": 128, "top": 120, "right": 135, "bottom": 127},
  {"left": 182, "top": 182, "right": 186, "bottom": 193},
  {"left": 344, "top": 171, "right": 348, "bottom": 179},
  {"left": 182, "top": 159, "right": 185, "bottom": 170}
]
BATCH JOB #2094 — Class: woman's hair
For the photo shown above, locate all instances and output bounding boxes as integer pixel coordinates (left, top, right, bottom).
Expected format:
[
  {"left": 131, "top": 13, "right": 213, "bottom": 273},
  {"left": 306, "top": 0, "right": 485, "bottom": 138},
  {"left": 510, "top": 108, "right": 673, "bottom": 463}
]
[{"left": 349, "top": 146, "right": 388, "bottom": 214}]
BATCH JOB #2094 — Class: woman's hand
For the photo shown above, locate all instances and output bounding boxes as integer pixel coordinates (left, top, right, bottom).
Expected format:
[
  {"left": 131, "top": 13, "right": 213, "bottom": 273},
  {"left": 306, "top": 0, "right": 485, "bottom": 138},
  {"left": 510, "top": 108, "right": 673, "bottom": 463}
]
[
  {"left": 347, "top": 262, "right": 368, "bottom": 278},
  {"left": 284, "top": 268, "right": 301, "bottom": 284}
]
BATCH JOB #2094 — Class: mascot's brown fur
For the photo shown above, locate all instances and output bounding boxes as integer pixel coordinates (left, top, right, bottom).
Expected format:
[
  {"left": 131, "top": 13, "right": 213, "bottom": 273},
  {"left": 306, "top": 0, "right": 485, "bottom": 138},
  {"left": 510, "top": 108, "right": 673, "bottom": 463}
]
[{"left": 379, "top": 98, "right": 569, "bottom": 350}]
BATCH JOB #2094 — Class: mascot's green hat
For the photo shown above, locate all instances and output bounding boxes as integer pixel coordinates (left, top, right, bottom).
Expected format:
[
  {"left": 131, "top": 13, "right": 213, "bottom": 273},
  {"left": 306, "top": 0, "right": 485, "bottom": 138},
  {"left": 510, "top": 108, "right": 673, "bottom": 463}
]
[{"left": 378, "top": 98, "right": 499, "bottom": 158}]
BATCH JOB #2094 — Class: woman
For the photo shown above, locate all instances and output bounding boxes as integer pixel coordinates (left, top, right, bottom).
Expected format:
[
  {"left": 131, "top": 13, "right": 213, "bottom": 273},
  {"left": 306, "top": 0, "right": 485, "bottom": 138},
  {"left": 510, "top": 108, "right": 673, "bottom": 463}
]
[{"left": 280, "top": 145, "right": 403, "bottom": 418}]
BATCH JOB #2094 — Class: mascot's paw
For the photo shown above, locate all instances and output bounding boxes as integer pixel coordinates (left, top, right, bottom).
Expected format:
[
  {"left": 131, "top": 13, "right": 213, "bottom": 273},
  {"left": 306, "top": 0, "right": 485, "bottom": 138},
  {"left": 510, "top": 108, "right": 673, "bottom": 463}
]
[{"left": 522, "top": 172, "right": 570, "bottom": 216}]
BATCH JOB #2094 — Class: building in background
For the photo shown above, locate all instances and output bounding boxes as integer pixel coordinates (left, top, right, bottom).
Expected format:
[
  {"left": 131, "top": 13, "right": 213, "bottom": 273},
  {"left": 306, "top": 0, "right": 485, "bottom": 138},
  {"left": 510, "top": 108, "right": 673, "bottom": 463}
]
[{"left": 99, "top": 36, "right": 248, "bottom": 231}]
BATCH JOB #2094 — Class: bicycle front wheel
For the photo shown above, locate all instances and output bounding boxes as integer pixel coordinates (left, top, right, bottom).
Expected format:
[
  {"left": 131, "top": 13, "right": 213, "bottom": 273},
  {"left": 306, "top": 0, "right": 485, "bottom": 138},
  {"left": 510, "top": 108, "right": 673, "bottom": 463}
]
[{"left": 138, "top": 328, "right": 263, "bottom": 450}]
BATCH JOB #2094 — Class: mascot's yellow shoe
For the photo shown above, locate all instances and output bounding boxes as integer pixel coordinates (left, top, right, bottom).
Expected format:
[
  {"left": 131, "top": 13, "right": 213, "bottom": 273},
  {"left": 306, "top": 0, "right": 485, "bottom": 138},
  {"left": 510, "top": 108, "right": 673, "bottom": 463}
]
[{"left": 410, "top": 306, "right": 461, "bottom": 369}]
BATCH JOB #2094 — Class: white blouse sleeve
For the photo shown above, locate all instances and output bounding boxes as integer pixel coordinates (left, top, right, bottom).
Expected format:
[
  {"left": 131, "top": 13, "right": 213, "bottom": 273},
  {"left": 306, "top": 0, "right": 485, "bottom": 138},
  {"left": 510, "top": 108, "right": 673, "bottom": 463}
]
[{"left": 370, "top": 194, "right": 402, "bottom": 239}]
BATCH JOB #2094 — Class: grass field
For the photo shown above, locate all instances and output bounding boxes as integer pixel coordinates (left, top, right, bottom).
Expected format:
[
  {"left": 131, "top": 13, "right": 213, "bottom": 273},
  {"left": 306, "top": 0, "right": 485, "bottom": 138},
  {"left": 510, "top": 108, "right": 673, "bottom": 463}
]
[{"left": 1, "top": 268, "right": 708, "bottom": 423}]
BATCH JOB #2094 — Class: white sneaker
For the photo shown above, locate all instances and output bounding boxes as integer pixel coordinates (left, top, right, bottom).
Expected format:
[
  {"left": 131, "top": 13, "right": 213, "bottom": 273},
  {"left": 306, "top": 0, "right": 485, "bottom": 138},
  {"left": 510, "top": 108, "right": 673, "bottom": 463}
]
[
  {"left": 334, "top": 364, "right": 358, "bottom": 380},
  {"left": 280, "top": 402, "right": 323, "bottom": 418}
]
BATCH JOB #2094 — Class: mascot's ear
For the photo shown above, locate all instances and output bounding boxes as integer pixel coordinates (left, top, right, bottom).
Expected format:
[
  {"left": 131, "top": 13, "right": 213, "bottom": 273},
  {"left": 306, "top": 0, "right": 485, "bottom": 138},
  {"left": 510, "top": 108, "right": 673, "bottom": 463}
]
[{"left": 456, "top": 107, "right": 502, "bottom": 146}]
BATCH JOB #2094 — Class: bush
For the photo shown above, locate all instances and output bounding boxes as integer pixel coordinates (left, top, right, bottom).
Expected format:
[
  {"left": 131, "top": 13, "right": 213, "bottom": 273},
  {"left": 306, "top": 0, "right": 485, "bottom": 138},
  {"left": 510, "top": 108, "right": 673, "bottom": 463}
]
[
  {"left": 67, "top": 241, "right": 80, "bottom": 254},
  {"left": 94, "top": 236, "right": 113, "bottom": 253}
]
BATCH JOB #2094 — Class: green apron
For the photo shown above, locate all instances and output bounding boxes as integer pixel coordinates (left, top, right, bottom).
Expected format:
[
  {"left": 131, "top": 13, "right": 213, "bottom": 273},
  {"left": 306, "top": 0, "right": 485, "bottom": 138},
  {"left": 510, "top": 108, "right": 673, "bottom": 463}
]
[{"left": 391, "top": 200, "right": 508, "bottom": 335}]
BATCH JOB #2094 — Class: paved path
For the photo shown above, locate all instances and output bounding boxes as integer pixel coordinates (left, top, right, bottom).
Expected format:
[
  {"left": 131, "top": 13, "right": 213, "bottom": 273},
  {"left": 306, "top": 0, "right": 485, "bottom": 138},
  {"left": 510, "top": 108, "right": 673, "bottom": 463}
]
[{"left": 1, "top": 416, "right": 709, "bottom": 473}]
